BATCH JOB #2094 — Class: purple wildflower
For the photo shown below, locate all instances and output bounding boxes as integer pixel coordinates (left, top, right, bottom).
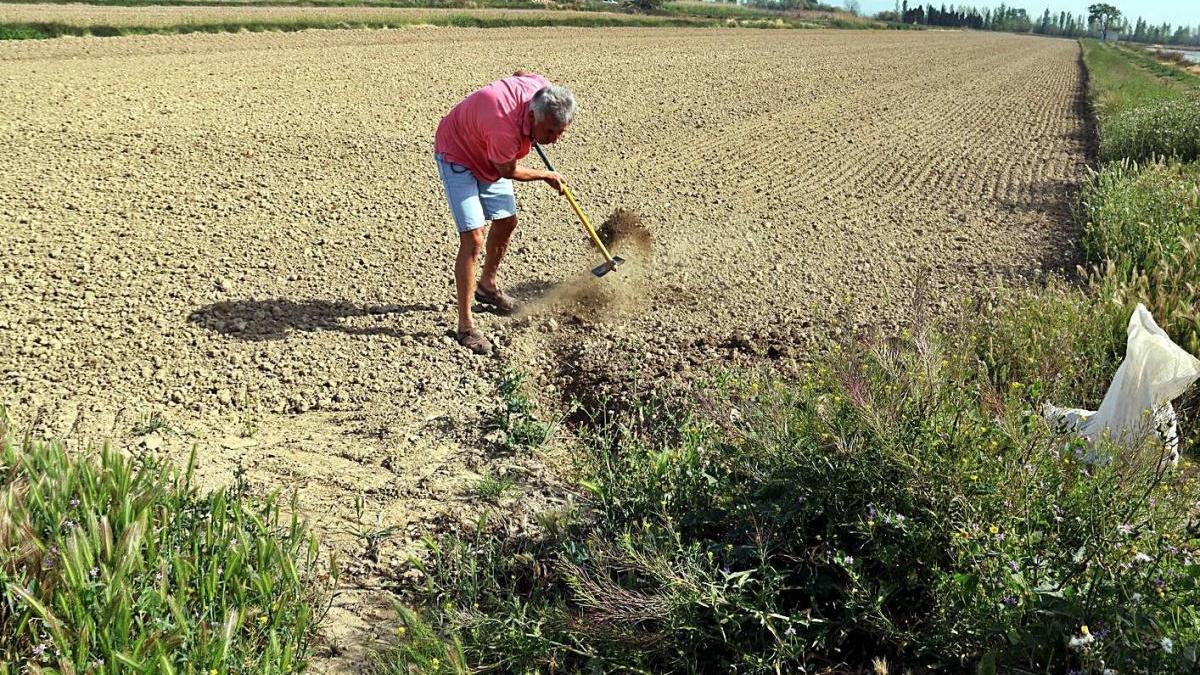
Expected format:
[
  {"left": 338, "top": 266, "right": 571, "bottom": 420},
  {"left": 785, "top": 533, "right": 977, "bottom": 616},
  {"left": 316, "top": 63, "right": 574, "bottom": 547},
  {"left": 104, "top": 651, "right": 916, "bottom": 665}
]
[
  {"left": 784, "top": 626, "right": 796, "bottom": 637},
  {"left": 89, "top": 567, "right": 99, "bottom": 578},
  {"left": 1008, "top": 560, "right": 1020, "bottom": 572},
  {"left": 1002, "top": 596, "right": 1018, "bottom": 606},
  {"left": 69, "top": 498, "right": 80, "bottom": 507},
  {"left": 32, "top": 643, "right": 47, "bottom": 657}
]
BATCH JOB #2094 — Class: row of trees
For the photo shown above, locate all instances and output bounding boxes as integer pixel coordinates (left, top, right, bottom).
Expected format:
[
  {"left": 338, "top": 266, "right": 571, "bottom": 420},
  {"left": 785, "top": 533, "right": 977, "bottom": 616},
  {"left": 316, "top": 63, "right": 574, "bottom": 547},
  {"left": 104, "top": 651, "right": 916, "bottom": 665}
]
[{"left": 873, "top": 2, "right": 1200, "bottom": 46}]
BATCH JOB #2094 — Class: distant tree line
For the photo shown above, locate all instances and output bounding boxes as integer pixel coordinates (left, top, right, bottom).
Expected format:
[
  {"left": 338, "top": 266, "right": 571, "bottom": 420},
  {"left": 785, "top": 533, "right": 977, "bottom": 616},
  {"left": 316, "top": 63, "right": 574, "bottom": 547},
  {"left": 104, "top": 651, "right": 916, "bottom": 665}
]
[{"left": 874, "top": 2, "right": 1200, "bottom": 46}]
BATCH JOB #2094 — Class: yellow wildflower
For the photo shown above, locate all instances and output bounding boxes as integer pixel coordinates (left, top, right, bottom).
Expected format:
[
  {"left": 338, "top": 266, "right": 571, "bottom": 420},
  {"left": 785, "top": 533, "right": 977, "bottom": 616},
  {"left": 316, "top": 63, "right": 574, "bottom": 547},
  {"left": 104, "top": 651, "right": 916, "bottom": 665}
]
[
  {"left": 989, "top": 525, "right": 999, "bottom": 535},
  {"left": 397, "top": 626, "right": 407, "bottom": 637},
  {"left": 1081, "top": 624, "right": 1090, "bottom": 636}
]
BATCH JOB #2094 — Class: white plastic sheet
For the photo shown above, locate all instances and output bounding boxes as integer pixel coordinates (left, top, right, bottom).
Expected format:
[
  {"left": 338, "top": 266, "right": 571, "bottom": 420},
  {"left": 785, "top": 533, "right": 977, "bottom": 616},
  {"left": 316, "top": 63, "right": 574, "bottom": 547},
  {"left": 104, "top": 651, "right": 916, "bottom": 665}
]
[{"left": 1043, "top": 304, "right": 1200, "bottom": 466}]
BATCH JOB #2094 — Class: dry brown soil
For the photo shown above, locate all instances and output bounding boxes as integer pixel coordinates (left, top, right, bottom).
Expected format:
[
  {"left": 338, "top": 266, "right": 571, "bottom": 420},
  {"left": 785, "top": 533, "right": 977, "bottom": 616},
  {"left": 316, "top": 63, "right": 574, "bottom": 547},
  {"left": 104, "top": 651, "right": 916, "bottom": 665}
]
[
  {"left": 0, "top": 26, "right": 1088, "bottom": 671},
  {"left": 0, "top": 3, "right": 666, "bottom": 28}
]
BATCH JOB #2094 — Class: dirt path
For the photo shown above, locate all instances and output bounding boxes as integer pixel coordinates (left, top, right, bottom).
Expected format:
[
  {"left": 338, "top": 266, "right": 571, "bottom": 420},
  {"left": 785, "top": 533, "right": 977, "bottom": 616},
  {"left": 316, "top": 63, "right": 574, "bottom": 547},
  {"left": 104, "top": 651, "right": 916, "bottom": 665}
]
[{"left": 0, "top": 26, "right": 1087, "bottom": 671}]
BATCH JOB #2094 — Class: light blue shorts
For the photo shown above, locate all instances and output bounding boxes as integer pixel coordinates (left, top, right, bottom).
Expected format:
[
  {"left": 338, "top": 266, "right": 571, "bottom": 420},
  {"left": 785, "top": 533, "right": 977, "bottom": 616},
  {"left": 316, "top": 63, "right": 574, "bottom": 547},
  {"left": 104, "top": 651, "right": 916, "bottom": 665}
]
[{"left": 435, "top": 153, "right": 516, "bottom": 233}]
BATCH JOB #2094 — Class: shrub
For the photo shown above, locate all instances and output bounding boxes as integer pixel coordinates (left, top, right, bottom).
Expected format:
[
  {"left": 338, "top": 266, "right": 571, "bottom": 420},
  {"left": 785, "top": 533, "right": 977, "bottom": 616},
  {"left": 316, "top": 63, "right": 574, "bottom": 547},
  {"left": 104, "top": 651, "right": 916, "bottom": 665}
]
[
  {"left": 0, "top": 424, "right": 329, "bottom": 673},
  {"left": 623, "top": 0, "right": 663, "bottom": 12}
]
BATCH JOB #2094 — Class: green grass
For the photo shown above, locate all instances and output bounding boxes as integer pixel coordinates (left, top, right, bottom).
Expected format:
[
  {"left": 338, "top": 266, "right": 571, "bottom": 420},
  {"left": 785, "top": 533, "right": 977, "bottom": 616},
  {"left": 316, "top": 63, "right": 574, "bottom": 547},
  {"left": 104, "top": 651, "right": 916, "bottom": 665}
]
[
  {"left": 1082, "top": 41, "right": 1198, "bottom": 120},
  {"left": 475, "top": 473, "right": 517, "bottom": 502},
  {"left": 661, "top": 1, "right": 785, "bottom": 20},
  {"left": 0, "top": 421, "right": 331, "bottom": 673},
  {"left": 1082, "top": 40, "right": 1200, "bottom": 163},
  {"left": 0, "top": 23, "right": 45, "bottom": 39},
  {"left": 0, "top": 13, "right": 712, "bottom": 40}
]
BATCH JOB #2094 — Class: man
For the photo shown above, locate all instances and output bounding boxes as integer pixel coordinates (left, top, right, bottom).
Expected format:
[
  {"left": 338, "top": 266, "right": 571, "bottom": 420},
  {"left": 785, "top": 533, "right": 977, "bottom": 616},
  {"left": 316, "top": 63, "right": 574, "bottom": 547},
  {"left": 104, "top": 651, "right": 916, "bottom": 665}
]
[{"left": 434, "top": 70, "right": 576, "bottom": 354}]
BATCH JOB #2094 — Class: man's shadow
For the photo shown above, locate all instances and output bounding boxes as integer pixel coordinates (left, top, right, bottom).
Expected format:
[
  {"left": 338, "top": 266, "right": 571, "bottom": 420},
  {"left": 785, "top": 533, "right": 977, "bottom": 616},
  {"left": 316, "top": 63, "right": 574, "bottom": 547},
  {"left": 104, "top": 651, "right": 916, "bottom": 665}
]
[{"left": 188, "top": 299, "right": 442, "bottom": 341}]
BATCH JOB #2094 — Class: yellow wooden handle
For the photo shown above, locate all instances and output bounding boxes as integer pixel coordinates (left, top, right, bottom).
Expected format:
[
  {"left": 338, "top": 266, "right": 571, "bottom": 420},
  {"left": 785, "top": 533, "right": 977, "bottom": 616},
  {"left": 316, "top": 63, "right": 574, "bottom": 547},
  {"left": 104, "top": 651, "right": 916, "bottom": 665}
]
[{"left": 560, "top": 182, "right": 617, "bottom": 263}]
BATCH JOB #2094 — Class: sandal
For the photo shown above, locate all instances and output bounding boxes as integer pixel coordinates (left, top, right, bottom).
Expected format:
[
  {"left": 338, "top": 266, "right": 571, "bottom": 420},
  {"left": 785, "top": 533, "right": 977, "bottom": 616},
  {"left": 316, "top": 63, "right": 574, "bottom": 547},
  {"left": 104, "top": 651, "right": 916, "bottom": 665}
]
[
  {"left": 456, "top": 328, "right": 493, "bottom": 355},
  {"left": 474, "top": 285, "right": 518, "bottom": 314}
]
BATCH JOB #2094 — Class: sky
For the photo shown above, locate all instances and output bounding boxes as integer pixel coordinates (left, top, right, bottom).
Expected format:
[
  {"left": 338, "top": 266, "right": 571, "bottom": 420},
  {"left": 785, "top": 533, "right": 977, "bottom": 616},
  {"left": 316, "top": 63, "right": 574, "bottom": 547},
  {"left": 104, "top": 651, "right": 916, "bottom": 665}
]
[{"left": 854, "top": 0, "right": 1198, "bottom": 26}]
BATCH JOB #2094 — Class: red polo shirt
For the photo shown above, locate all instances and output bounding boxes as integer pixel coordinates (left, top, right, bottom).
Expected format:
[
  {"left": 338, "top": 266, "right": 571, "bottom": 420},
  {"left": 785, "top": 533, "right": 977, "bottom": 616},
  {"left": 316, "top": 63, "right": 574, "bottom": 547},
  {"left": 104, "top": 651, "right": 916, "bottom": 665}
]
[{"left": 434, "top": 73, "right": 550, "bottom": 183}]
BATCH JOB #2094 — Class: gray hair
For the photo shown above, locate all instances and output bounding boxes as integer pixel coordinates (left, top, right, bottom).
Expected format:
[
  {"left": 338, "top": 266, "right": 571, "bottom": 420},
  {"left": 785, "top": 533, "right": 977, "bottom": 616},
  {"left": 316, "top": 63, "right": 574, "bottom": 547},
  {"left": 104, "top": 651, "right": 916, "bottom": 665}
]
[{"left": 530, "top": 85, "right": 576, "bottom": 126}]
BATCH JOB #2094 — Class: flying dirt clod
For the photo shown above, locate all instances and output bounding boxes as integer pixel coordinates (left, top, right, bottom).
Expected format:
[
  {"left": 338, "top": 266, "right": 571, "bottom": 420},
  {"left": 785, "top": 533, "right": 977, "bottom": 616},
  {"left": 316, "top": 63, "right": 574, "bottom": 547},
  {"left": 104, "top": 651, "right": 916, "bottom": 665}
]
[{"left": 599, "top": 207, "right": 652, "bottom": 258}]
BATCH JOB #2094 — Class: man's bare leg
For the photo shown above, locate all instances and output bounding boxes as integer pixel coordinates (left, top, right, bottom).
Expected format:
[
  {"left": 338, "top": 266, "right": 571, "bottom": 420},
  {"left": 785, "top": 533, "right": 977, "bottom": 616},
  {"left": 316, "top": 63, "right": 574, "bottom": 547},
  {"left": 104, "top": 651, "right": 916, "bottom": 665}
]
[
  {"left": 455, "top": 228, "right": 486, "bottom": 333},
  {"left": 479, "top": 214, "right": 517, "bottom": 295}
]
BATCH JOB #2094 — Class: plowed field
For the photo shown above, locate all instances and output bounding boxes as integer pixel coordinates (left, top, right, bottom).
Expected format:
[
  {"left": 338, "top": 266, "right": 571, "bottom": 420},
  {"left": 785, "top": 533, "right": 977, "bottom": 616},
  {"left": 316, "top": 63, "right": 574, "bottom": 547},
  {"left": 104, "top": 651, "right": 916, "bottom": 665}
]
[
  {"left": 0, "top": 26, "right": 1087, "bottom": 670},
  {"left": 0, "top": 3, "right": 678, "bottom": 28}
]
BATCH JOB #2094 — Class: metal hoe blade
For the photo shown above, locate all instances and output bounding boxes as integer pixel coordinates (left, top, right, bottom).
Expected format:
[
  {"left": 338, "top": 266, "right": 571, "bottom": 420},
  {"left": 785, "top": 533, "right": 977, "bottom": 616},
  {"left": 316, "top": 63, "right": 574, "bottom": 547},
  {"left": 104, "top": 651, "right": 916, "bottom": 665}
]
[{"left": 592, "top": 256, "right": 626, "bottom": 278}]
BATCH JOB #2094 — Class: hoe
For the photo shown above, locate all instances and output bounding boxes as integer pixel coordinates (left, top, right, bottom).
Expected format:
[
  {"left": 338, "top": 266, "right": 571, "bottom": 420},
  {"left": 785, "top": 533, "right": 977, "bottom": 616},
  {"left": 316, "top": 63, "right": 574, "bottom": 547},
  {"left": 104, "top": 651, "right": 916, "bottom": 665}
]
[{"left": 534, "top": 143, "right": 625, "bottom": 278}]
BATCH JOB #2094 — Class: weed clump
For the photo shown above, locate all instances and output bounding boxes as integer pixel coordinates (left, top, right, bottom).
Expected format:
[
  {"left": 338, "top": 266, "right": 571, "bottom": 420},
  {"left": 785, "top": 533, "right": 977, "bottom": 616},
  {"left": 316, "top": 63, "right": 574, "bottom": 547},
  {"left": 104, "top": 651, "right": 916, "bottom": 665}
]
[
  {"left": 382, "top": 284, "right": 1200, "bottom": 673},
  {"left": 0, "top": 425, "right": 329, "bottom": 672},
  {"left": 1100, "top": 96, "right": 1200, "bottom": 164}
]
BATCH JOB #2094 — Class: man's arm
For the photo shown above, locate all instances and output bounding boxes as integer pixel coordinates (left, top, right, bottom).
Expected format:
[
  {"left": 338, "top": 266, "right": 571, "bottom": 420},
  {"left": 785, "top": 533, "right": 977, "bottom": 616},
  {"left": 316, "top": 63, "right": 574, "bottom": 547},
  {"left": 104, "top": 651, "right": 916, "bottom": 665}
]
[{"left": 494, "top": 160, "right": 563, "bottom": 194}]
